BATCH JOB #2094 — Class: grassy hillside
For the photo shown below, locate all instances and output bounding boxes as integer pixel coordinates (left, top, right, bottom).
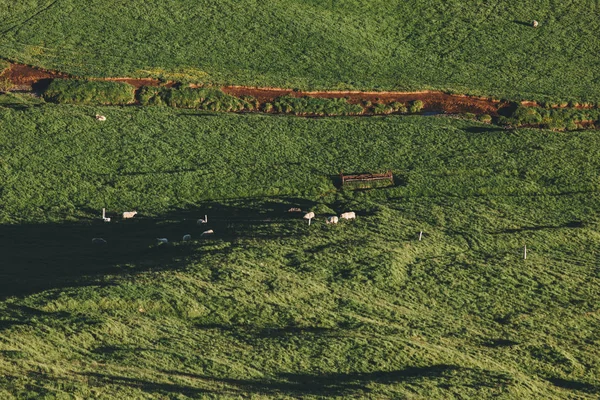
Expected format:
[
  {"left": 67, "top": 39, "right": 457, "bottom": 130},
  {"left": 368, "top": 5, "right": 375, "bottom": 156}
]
[
  {"left": 1, "top": 1, "right": 600, "bottom": 102},
  {"left": 1, "top": 98, "right": 600, "bottom": 398}
]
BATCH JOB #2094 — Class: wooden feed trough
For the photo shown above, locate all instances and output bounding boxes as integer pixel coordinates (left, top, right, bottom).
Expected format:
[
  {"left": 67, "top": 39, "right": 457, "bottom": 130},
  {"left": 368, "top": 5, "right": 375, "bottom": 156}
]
[{"left": 340, "top": 170, "right": 394, "bottom": 188}]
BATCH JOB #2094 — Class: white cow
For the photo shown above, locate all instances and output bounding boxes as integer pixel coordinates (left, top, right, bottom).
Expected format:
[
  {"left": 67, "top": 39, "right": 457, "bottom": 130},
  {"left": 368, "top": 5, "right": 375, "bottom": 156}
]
[
  {"left": 156, "top": 238, "right": 168, "bottom": 244},
  {"left": 303, "top": 212, "right": 315, "bottom": 226},
  {"left": 182, "top": 234, "right": 191, "bottom": 241},
  {"left": 92, "top": 238, "right": 107, "bottom": 244},
  {"left": 201, "top": 229, "right": 214, "bottom": 236},
  {"left": 340, "top": 212, "right": 356, "bottom": 220},
  {"left": 326, "top": 216, "right": 339, "bottom": 224},
  {"left": 532, "top": 20, "right": 538, "bottom": 28},
  {"left": 96, "top": 114, "right": 107, "bottom": 121},
  {"left": 122, "top": 211, "right": 137, "bottom": 219}
]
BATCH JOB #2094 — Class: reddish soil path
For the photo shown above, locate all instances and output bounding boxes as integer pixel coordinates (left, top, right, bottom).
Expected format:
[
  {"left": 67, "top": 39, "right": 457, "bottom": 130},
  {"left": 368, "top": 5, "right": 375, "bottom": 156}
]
[
  {"left": 0, "top": 63, "right": 69, "bottom": 89},
  {"left": 1, "top": 61, "right": 510, "bottom": 115},
  {"left": 222, "top": 86, "right": 507, "bottom": 116}
]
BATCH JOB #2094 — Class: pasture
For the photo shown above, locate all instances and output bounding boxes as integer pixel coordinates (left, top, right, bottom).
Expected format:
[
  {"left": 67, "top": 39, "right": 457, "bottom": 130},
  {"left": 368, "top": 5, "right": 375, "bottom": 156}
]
[
  {"left": 0, "top": 1, "right": 599, "bottom": 102},
  {"left": 1, "top": 101, "right": 600, "bottom": 398}
]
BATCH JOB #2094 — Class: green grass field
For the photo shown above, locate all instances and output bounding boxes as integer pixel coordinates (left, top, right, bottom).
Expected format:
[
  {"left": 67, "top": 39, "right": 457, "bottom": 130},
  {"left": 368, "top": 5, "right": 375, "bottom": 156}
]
[
  {"left": 1, "top": 97, "right": 600, "bottom": 398},
  {"left": 1, "top": 1, "right": 600, "bottom": 102}
]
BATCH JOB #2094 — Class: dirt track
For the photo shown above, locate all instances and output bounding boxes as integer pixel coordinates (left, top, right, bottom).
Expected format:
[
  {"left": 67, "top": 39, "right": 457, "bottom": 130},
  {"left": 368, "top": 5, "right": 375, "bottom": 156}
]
[{"left": 0, "top": 62, "right": 510, "bottom": 115}]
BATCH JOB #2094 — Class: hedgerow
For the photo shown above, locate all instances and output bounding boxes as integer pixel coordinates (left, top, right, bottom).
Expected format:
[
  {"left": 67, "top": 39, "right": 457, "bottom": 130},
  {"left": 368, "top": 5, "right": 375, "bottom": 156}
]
[
  {"left": 137, "top": 86, "right": 251, "bottom": 111},
  {"left": 43, "top": 80, "right": 135, "bottom": 105},
  {"left": 502, "top": 106, "right": 600, "bottom": 130},
  {"left": 271, "top": 96, "right": 363, "bottom": 116}
]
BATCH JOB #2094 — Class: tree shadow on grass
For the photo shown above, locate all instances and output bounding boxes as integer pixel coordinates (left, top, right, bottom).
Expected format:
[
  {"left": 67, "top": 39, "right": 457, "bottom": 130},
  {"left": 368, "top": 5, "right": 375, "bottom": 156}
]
[
  {"left": 547, "top": 377, "right": 599, "bottom": 394},
  {"left": 81, "top": 365, "right": 467, "bottom": 397},
  {"left": 0, "top": 197, "right": 318, "bottom": 299}
]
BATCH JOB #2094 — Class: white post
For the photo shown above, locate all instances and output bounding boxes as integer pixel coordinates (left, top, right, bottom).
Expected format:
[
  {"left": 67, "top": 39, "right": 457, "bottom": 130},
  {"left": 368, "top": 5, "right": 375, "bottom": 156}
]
[
  {"left": 524, "top": 245, "right": 527, "bottom": 260},
  {"left": 205, "top": 215, "right": 207, "bottom": 223},
  {"left": 102, "top": 208, "right": 106, "bottom": 219},
  {"left": 419, "top": 231, "right": 423, "bottom": 241},
  {"left": 308, "top": 218, "right": 312, "bottom": 226}
]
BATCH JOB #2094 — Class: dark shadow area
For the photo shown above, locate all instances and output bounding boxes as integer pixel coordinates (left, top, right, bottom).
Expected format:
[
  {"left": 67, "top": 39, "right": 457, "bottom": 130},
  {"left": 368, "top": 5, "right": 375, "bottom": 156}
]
[
  {"left": 497, "top": 102, "right": 518, "bottom": 117},
  {"left": 482, "top": 339, "right": 519, "bottom": 348},
  {"left": 0, "top": 303, "right": 99, "bottom": 332},
  {"left": 82, "top": 364, "right": 473, "bottom": 397},
  {"left": 31, "top": 78, "right": 53, "bottom": 94},
  {"left": 462, "top": 126, "right": 507, "bottom": 134},
  {"left": 0, "top": 197, "right": 319, "bottom": 299},
  {"left": 79, "top": 372, "right": 220, "bottom": 396},
  {"left": 512, "top": 20, "right": 535, "bottom": 27},
  {"left": 547, "top": 377, "right": 599, "bottom": 394}
]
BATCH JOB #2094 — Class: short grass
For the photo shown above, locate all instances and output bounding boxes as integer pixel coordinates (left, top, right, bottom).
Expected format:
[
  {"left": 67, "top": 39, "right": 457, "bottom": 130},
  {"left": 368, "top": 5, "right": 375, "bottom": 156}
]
[
  {"left": 0, "top": 1, "right": 600, "bottom": 102},
  {"left": 1, "top": 102, "right": 600, "bottom": 398}
]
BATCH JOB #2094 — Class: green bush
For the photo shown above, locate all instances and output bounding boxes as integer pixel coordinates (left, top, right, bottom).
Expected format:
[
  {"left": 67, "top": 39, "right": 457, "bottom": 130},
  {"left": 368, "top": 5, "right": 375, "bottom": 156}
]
[
  {"left": 272, "top": 96, "right": 363, "bottom": 116},
  {"left": 373, "top": 103, "right": 393, "bottom": 114},
  {"left": 463, "top": 112, "right": 476, "bottom": 120},
  {"left": 137, "top": 86, "right": 249, "bottom": 111},
  {"left": 409, "top": 100, "right": 424, "bottom": 113},
  {"left": 263, "top": 102, "right": 273, "bottom": 112},
  {"left": 512, "top": 106, "right": 542, "bottom": 125},
  {"left": 137, "top": 86, "right": 167, "bottom": 106},
  {"left": 43, "top": 80, "right": 136, "bottom": 105},
  {"left": 478, "top": 114, "right": 492, "bottom": 123}
]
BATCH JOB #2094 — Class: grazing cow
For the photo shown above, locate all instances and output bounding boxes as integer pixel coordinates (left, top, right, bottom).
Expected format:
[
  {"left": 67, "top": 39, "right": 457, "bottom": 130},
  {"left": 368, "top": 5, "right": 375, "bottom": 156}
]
[
  {"left": 303, "top": 212, "right": 315, "bottom": 220},
  {"left": 326, "top": 216, "right": 339, "bottom": 224},
  {"left": 532, "top": 20, "right": 538, "bottom": 28},
  {"left": 201, "top": 229, "right": 214, "bottom": 236},
  {"left": 182, "top": 234, "right": 192, "bottom": 241},
  {"left": 95, "top": 114, "right": 107, "bottom": 121},
  {"left": 92, "top": 238, "right": 107, "bottom": 244},
  {"left": 156, "top": 238, "right": 168, "bottom": 244},
  {"left": 197, "top": 215, "right": 208, "bottom": 225},
  {"left": 122, "top": 211, "right": 137, "bottom": 219},
  {"left": 340, "top": 212, "right": 356, "bottom": 220},
  {"left": 287, "top": 207, "right": 302, "bottom": 213},
  {"left": 303, "top": 212, "right": 315, "bottom": 226}
]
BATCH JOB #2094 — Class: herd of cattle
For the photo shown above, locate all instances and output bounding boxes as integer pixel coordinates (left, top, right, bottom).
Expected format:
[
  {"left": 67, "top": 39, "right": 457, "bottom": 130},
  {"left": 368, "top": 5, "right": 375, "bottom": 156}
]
[{"left": 91, "top": 208, "right": 356, "bottom": 245}]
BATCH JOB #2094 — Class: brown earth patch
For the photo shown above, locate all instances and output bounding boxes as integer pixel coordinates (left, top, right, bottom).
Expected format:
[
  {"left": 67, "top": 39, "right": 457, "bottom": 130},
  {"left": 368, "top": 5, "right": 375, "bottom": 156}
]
[
  {"left": 0, "top": 61, "right": 510, "bottom": 116},
  {"left": 0, "top": 63, "right": 69, "bottom": 90},
  {"left": 221, "top": 86, "right": 508, "bottom": 116}
]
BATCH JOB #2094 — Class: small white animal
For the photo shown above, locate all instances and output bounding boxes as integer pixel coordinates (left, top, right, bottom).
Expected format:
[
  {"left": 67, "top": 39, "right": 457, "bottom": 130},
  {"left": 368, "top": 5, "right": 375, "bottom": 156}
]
[
  {"left": 340, "top": 212, "right": 356, "bottom": 220},
  {"left": 532, "top": 20, "right": 538, "bottom": 28},
  {"left": 92, "top": 238, "right": 107, "bottom": 244},
  {"left": 122, "top": 211, "right": 137, "bottom": 219},
  {"left": 326, "top": 216, "right": 339, "bottom": 224},
  {"left": 156, "top": 238, "right": 168, "bottom": 244},
  {"left": 197, "top": 215, "right": 208, "bottom": 225},
  {"left": 303, "top": 212, "right": 315, "bottom": 220},
  {"left": 182, "top": 234, "right": 191, "bottom": 241},
  {"left": 201, "top": 229, "right": 214, "bottom": 236},
  {"left": 95, "top": 114, "right": 107, "bottom": 121},
  {"left": 287, "top": 207, "right": 302, "bottom": 213}
]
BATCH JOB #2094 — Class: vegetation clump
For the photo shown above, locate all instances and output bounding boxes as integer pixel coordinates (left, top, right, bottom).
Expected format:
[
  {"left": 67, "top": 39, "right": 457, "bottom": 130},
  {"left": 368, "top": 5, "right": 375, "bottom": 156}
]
[
  {"left": 137, "top": 86, "right": 251, "bottom": 111},
  {"left": 271, "top": 95, "right": 363, "bottom": 116},
  {"left": 501, "top": 106, "right": 600, "bottom": 130},
  {"left": 43, "top": 80, "right": 136, "bottom": 105},
  {"left": 409, "top": 100, "right": 424, "bottom": 113}
]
